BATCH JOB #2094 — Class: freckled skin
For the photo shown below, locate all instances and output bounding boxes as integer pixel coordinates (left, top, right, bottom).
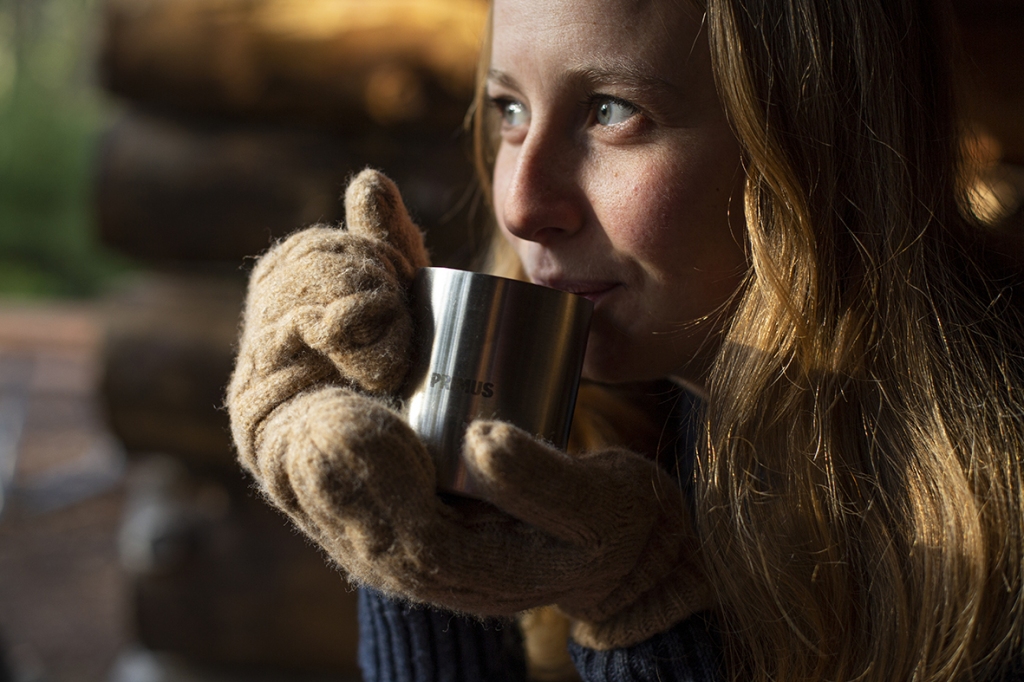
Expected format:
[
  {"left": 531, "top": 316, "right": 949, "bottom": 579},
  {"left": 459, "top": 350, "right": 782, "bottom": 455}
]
[{"left": 490, "top": 0, "right": 749, "bottom": 386}]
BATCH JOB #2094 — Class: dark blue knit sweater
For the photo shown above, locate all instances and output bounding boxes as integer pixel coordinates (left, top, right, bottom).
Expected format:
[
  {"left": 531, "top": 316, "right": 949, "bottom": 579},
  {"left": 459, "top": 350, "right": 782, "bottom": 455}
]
[{"left": 358, "top": 590, "right": 723, "bottom": 682}]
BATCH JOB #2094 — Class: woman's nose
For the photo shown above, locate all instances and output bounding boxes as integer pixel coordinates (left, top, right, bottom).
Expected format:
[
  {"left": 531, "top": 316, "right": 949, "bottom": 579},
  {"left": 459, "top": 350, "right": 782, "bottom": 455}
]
[{"left": 500, "top": 130, "right": 585, "bottom": 245}]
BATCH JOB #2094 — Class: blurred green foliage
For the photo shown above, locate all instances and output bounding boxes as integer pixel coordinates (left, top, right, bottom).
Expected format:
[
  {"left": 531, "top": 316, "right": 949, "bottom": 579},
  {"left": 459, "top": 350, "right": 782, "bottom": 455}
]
[{"left": 0, "top": 0, "right": 126, "bottom": 298}]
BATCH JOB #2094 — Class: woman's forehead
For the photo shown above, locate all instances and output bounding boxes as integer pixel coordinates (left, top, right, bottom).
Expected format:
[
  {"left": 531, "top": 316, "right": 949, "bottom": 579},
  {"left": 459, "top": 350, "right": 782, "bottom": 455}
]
[
  {"left": 490, "top": 0, "right": 710, "bottom": 87},
  {"left": 492, "top": 0, "right": 701, "bottom": 39}
]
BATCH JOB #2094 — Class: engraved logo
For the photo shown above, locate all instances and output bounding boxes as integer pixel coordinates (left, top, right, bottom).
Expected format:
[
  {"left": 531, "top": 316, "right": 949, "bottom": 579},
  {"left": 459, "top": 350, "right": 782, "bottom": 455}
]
[{"left": 430, "top": 373, "right": 495, "bottom": 398}]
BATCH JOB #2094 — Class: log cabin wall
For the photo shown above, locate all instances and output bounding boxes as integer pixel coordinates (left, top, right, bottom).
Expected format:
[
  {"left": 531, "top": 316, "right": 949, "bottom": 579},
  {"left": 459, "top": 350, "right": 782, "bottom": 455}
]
[
  {"left": 93, "top": 1, "right": 488, "bottom": 679},
  {"left": 952, "top": 0, "right": 1024, "bottom": 257},
  {"left": 953, "top": 0, "right": 1024, "bottom": 165}
]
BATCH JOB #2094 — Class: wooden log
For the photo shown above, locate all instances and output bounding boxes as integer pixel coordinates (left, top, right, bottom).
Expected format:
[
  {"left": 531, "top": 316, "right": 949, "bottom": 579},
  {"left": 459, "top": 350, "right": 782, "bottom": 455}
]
[
  {"left": 95, "top": 112, "right": 476, "bottom": 264},
  {"left": 99, "top": 272, "right": 243, "bottom": 475},
  {"left": 100, "top": 0, "right": 488, "bottom": 130},
  {"left": 121, "top": 456, "right": 361, "bottom": 675}
]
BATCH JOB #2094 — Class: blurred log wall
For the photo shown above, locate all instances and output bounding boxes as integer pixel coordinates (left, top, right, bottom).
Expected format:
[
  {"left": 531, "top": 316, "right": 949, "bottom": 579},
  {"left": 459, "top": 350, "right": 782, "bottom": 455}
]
[{"left": 93, "top": 0, "right": 488, "bottom": 678}]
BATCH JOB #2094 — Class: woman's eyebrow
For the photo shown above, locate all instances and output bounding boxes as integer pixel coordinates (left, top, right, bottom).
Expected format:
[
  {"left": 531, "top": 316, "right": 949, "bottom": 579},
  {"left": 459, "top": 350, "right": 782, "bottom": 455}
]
[
  {"left": 574, "top": 64, "right": 681, "bottom": 97},
  {"left": 487, "top": 65, "right": 682, "bottom": 102},
  {"left": 485, "top": 65, "right": 679, "bottom": 107},
  {"left": 486, "top": 69, "right": 521, "bottom": 91}
]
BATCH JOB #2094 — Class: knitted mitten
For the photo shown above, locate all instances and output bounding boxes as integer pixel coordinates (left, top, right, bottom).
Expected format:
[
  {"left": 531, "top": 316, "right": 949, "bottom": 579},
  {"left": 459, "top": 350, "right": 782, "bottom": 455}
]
[
  {"left": 463, "top": 420, "right": 714, "bottom": 649},
  {"left": 228, "top": 167, "right": 429, "bottom": 467},
  {"left": 227, "top": 168, "right": 712, "bottom": 653}
]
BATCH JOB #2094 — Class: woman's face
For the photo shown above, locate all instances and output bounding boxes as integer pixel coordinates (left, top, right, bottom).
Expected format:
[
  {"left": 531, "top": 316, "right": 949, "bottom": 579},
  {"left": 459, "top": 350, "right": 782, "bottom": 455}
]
[{"left": 489, "top": 0, "right": 748, "bottom": 386}]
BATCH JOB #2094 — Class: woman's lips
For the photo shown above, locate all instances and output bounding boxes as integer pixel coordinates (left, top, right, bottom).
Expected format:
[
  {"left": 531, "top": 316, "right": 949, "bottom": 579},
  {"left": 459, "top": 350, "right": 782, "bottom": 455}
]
[{"left": 533, "top": 278, "right": 620, "bottom": 303}]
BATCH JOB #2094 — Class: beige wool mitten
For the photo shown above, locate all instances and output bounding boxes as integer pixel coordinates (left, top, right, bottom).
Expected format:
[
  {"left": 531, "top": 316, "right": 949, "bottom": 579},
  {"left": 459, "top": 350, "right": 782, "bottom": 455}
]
[
  {"left": 229, "top": 167, "right": 429, "bottom": 460},
  {"left": 227, "top": 168, "right": 713, "bottom": 652}
]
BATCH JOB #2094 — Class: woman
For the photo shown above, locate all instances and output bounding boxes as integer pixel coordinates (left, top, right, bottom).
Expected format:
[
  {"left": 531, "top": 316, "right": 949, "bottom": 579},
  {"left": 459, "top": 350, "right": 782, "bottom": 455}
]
[{"left": 226, "top": 0, "right": 1024, "bottom": 679}]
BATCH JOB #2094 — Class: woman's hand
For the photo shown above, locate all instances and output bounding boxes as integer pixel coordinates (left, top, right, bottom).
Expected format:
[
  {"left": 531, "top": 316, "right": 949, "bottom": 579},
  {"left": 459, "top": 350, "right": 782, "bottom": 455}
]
[
  {"left": 228, "top": 167, "right": 429, "bottom": 471},
  {"left": 462, "top": 420, "right": 714, "bottom": 650},
  {"left": 250, "top": 383, "right": 711, "bottom": 650},
  {"left": 227, "top": 167, "right": 710, "bottom": 651}
]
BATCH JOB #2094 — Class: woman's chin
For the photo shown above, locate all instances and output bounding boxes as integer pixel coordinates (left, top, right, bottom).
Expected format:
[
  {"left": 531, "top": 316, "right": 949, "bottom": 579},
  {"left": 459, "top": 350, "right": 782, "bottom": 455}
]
[
  {"left": 581, "top": 346, "right": 655, "bottom": 385},
  {"left": 581, "top": 333, "right": 711, "bottom": 387}
]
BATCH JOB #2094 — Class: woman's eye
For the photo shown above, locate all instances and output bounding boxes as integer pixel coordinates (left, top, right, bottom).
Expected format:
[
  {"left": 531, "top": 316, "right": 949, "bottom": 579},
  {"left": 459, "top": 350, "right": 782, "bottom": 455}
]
[
  {"left": 492, "top": 98, "right": 529, "bottom": 127},
  {"left": 594, "top": 98, "right": 638, "bottom": 126}
]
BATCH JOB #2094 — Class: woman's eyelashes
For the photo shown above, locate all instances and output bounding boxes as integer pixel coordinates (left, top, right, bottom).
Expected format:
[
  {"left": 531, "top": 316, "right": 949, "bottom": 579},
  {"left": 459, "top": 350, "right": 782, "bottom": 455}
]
[
  {"left": 591, "top": 96, "right": 639, "bottom": 126},
  {"left": 490, "top": 96, "right": 529, "bottom": 128},
  {"left": 486, "top": 91, "right": 645, "bottom": 139}
]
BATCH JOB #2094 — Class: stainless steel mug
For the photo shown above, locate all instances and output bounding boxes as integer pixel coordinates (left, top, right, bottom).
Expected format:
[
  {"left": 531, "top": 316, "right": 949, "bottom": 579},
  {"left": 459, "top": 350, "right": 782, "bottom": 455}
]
[{"left": 402, "top": 267, "right": 593, "bottom": 497}]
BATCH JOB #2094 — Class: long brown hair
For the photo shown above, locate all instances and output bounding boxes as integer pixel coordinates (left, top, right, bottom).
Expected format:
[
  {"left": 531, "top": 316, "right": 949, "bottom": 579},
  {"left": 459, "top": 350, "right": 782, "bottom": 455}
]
[
  {"left": 469, "top": 0, "right": 1024, "bottom": 679},
  {"left": 700, "top": 0, "right": 1024, "bottom": 679}
]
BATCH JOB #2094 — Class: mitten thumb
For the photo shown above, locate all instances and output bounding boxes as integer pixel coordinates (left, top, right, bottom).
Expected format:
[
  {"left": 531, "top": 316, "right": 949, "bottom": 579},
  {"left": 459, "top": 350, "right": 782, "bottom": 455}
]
[{"left": 344, "top": 168, "right": 430, "bottom": 279}]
